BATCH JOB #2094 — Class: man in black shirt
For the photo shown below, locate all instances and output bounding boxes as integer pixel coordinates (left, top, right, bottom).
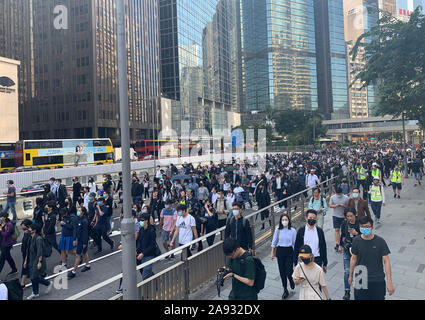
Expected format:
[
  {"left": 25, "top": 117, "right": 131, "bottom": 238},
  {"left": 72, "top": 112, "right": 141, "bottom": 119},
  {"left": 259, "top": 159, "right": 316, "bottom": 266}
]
[
  {"left": 72, "top": 177, "right": 82, "bottom": 205},
  {"left": 349, "top": 216, "right": 394, "bottom": 300},
  {"left": 224, "top": 202, "right": 253, "bottom": 253}
]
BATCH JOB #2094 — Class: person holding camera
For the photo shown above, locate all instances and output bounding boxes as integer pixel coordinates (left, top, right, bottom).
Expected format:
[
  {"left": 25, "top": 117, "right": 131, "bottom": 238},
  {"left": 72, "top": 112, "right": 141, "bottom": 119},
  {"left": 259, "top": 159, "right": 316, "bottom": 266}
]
[
  {"left": 292, "top": 245, "right": 331, "bottom": 300},
  {"left": 338, "top": 207, "right": 360, "bottom": 300},
  {"left": 221, "top": 237, "right": 258, "bottom": 300}
]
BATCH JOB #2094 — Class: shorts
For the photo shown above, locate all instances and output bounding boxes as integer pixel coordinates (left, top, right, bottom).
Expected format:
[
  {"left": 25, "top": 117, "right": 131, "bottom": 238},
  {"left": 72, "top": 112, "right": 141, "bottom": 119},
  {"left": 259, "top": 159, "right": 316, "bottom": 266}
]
[
  {"left": 76, "top": 241, "right": 88, "bottom": 255},
  {"left": 333, "top": 216, "right": 345, "bottom": 229},
  {"left": 392, "top": 183, "right": 402, "bottom": 190},
  {"left": 413, "top": 172, "right": 421, "bottom": 179},
  {"left": 58, "top": 236, "right": 76, "bottom": 251},
  {"left": 162, "top": 230, "right": 172, "bottom": 242}
]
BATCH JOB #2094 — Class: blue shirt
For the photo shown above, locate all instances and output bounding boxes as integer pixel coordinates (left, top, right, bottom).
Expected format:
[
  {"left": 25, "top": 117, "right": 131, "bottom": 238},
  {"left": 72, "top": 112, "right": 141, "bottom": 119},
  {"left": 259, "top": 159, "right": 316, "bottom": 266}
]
[
  {"left": 7, "top": 185, "right": 16, "bottom": 202},
  {"left": 271, "top": 227, "right": 297, "bottom": 248}
]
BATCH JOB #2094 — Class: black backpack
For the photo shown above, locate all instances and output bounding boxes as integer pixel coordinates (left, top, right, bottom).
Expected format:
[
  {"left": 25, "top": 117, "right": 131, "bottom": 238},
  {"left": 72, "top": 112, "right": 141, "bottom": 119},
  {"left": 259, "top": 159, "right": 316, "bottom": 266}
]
[{"left": 240, "top": 252, "right": 267, "bottom": 294}]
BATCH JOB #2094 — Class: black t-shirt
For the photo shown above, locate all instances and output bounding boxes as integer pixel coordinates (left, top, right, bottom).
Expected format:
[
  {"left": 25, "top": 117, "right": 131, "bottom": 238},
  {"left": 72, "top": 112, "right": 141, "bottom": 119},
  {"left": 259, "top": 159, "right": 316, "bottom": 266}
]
[{"left": 351, "top": 234, "right": 390, "bottom": 282}]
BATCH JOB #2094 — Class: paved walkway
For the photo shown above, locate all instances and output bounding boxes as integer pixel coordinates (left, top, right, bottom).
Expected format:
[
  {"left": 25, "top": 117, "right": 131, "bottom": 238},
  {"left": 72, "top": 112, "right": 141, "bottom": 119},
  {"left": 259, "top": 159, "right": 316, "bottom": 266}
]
[{"left": 194, "top": 177, "right": 425, "bottom": 300}]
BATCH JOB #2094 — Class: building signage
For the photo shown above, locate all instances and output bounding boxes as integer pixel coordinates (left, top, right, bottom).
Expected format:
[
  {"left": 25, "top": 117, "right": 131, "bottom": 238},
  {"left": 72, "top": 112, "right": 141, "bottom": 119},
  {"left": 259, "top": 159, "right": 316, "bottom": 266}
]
[{"left": 0, "top": 76, "right": 16, "bottom": 93}]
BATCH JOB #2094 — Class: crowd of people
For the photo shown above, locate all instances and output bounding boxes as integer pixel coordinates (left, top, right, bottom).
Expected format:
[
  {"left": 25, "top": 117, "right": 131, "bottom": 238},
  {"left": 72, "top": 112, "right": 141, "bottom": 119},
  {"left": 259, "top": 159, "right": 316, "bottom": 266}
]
[{"left": 0, "top": 141, "right": 423, "bottom": 300}]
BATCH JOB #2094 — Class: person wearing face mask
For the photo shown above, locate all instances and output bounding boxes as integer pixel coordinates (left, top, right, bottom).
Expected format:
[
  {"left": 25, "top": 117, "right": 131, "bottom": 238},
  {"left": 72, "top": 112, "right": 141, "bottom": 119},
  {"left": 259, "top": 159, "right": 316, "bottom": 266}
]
[
  {"left": 43, "top": 202, "right": 60, "bottom": 255},
  {"left": 170, "top": 205, "right": 199, "bottom": 258},
  {"left": 338, "top": 207, "right": 360, "bottom": 300},
  {"left": 349, "top": 216, "right": 394, "bottom": 300},
  {"left": 329, "top": 187, "right": 349, "bottom": 252},
  {"left": 159, "top": 200, "right": 177, "bottom": 259},
  {"left": 20, "top": 219, "right": 33, "bottom": 287},
  {"left": 224, "top": 202, "right": 253, "bottom": 253},
  {"left": 292, "top": 245, "right": 331, "bottom": 300},
  {"left": 58, "top": 208, "right": 77, "bottom": 268},
  {"left": 255, "top": 183, "right": 271, "bottom": 230},
  {"left": 368, "top": 178, "right": 385, "bottom": 224},
  {"left": 270, "top": 214, "right": 297, "bottom": 299},
  {"left": 68, "top": 206, "right": 90, "bottom": 279},
  {"left": 293, "top": 210, "right": 328, "bottom": 272},
  {"left": 136, "top": 214, "right": 157, "bottom": 280},
  {"left": 26, "top": 223, "right": 52, "bottom": 300},
  {"left": 347, "top": 188, "right": 371, "bottom": 219}
]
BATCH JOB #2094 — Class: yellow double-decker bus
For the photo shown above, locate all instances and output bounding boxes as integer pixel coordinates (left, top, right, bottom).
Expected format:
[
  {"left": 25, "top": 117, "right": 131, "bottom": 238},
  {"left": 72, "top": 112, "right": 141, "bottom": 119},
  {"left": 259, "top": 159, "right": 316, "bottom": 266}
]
[
  {"left": 0, "top": 142, "right": 16, "bottom": 172},
  {"left": 15, "top": 139, "right": 114, "bottom": 168}
]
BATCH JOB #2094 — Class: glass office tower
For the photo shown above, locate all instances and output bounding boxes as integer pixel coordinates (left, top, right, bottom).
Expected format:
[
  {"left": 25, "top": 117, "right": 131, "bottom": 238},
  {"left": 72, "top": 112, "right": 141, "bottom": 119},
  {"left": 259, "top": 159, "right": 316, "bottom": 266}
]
[
  {"left": 240, "top": 0, "right": 349, "bottom": 120},
  {"left": 0, "top": 0, "right": 161, "bottom": 144},
  {"left": 159, "top": 0, "right": 241, "bottom": 135}
]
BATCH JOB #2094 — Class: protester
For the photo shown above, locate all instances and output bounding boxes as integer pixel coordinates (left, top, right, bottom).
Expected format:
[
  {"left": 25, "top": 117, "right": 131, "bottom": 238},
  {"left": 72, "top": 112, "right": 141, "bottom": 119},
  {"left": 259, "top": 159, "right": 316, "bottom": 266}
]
[
  {"left": 159, "top": 199, "right": 177, "bottom": 259},
  {"left": 308, "top": 188, "right": 328, "bottom": 229},
  {"left": 136, "top": 213, "right": 157, "bottom": 280},
  {"left": 328, "top": 187, "right": 349, "bottom": 252},
  {"left": 347, "top": 187, "right": 371, "bottom": 219},
  {"left": 20, "top": 219, "right": 33, "bottom": 287},
  {"left": 0, "top": 212, "right": 18, "bottom": 276},
  {"left": 224, "top": 202, "right": 253, "bottom": 253},
  {"left": 2, "top": 180, "right": 17, "bottom": 221},
  {"left": 170, "top": 204, "right": 199, "bottom": 258}
]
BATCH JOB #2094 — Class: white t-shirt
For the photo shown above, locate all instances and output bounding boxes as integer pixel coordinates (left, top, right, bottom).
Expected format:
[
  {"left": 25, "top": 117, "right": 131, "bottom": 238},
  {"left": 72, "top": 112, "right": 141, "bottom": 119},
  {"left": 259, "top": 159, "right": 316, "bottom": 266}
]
[{"left": 176, "top": 214, "right": 196, "bottom": 244}]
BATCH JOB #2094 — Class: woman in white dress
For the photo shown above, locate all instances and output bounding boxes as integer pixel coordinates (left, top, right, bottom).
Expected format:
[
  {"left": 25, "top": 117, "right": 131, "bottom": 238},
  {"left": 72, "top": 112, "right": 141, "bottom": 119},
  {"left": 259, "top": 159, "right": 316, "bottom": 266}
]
[{"left": 293, "top": 245, "right": 331, "bottom": 300}]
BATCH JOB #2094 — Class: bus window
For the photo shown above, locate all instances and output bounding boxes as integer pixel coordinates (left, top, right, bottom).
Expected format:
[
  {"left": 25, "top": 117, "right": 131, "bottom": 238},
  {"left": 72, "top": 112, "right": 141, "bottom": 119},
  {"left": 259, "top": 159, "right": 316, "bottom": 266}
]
[
  {"left": 94, "top": 140, "right": 111, "bottom": 147},
  {"left": 1, "top": 159, "right": 15, "bottom": 168},
  {"left": 33, "top": 155, "right": 64, "bottom": 166},
  {"left": 94, "top": 153, "right": 107, "bottom": 161},
  {"left": 26, "top": 153, "right": 31, "bottom": 161}
]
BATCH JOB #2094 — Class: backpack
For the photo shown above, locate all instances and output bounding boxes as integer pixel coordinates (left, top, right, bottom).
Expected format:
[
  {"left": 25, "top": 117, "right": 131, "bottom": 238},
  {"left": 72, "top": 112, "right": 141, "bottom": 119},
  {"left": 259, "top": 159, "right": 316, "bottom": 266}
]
[
  {"left": 240, "top": 252, "right": 267, "bottom": 294},
  {"left": 4, "top": 279, "right": 23, "bottom": 300},
  {"left": 42, "top": 237, "right": 52, "bottom": 258},
  {"left": 310, "top": 195, "right": 325, "bottom": 209},
  {"left": 12, "top": 224, "right": 20, "bottom": 242}
]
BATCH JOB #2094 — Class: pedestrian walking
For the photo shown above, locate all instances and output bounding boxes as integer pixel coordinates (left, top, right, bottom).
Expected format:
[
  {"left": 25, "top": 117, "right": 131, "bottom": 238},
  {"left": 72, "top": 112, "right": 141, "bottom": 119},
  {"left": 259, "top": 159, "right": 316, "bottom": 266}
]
[
  {"left": 26, "top": 223, "right": 53, "bottom": 300},
  {"left": 390, "top": 165, "right": 404, "bottom": 198},
  {"left": 0, "top": 212, "right": 18, "bottom": 276},
  {"left": 58, "top": 208, "right": 77, "bottom": 268},
  {"left": 348, "top": 216, "right": 395, "bottom": 300},
  {"left": 224, "top": 202, "right": 253, "bottom": 253},
  {"left": 338, "top": 207, "right": 360, "bottom": 300},
  {"left": 93, "top": 197, "right": 114, "bottom": 254},
  {"left": 136, "top": 213, "right": 157, "bottom": 280},
  {"left": 368, "top": 178, "right": 385, "bottom": 224},
  {"left": 347, "top": 188, "right": 371, "bottom": 219},
  {"left": 308, "top": 188, "right": 328, "bottom": 229},
  {"left": 329, "top": 187, "right": 349, "bottom": 252},
  {"left": 293, "top": 245, "right": 331, "bottom": 300},
  {"left": 159, "top": 199, "right": 177, "bottom": 259},
  {"left": 170, "top": 204, "right": 199, "bottom": 258},
  {"left": 270, "top": 214, "right": 296, "bottom": 299},
  {"left": 20, "top": 219, "right": 33, "bottom": 287}
]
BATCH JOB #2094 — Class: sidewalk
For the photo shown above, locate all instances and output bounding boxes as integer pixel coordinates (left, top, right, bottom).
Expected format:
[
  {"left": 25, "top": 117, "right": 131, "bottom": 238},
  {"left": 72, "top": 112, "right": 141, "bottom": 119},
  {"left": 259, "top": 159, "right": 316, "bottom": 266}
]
[{"left": 195, "top": 178, "right": 425, "bottom": 300}]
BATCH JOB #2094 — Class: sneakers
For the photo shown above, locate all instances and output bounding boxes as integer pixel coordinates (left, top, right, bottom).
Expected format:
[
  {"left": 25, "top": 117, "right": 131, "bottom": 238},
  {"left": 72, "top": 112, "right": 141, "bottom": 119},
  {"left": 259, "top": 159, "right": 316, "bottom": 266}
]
[
  {"left": 7, "top": 269, "right": 18, "bottom": 277},
  {"left": 334, "top": 244, "right": 339, "bottom": 252},
  {"left": 68, "top": 271, "right": 76, "bottom": 279},
  {"left": 81, "top": 265, "right": 91, "bottom": 272},
  {"left": 27, "top": 293, "right": 40, "bottom": 300},
  {"left": 289, "top": 279, "right": 295, "bottom": 290},
  {"left": 45, "top": 281, "right": 53, "bottom": 295},
  {"left": 110, "top": 240, "right": 115, "bottom": 251},
  {"left": 282, "top": 290, "right": 289, "bottom": 300},
  {"left": 398, "top": 195, "right": 401, "bottom": 199},
  {"left": 343, "top": 290, "right": 350, "bottom": 300},
  {"left": 394, "top": 194, "right": 397, "bottom": 198},
  {"left": 376, "top": 218, "right": 381, "bottom": 224}
]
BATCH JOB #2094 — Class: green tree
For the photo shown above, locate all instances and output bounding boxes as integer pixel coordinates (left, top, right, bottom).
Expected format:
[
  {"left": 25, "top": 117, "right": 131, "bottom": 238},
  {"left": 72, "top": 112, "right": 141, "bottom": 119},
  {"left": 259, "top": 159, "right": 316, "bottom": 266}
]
[
  {"left": 274, "top": 110, "right": 327, "bottom": 145},
  {"left": 350, "top": 7, "right": 425, "bottom": 129}
]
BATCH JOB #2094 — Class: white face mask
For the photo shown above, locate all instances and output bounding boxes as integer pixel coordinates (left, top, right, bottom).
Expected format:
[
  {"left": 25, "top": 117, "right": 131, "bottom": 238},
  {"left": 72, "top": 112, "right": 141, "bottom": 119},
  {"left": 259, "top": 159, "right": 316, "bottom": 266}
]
[
  {"left": 282, "top": 220, "right": 289, "bottom": 227},
  {"left": 233, "top": 209, "right": 240, "bottom": 216}
]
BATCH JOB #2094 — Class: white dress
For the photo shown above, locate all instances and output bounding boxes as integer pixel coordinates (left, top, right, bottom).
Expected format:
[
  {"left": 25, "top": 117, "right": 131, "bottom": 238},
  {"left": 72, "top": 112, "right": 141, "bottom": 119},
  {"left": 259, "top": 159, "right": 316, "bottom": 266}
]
[{"left": 292, "top": 262, "right": 326, "bottom": 300}]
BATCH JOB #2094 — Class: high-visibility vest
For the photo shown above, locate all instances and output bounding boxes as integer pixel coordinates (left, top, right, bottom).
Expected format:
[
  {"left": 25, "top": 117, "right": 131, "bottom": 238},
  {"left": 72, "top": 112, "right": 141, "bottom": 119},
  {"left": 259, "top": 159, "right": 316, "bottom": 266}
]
[
  {"left": 372, "top": 169, "right": 380, "bottom": 180},
  {"left": 370, "top": 185, "right": 382, "bottom": 201},
  {"left": 392, "top": 170, "right": 402, "bottom": 183},
  {"left": 357, "top": 167, "right": 366, "bottom": 180}
]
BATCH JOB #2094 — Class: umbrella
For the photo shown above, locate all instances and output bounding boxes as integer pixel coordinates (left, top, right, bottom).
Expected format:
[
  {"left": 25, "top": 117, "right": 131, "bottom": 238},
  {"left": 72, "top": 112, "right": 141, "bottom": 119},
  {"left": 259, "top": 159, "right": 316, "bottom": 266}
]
[{"left": 171, "top": 174, "right": 191, "bottom": 182}]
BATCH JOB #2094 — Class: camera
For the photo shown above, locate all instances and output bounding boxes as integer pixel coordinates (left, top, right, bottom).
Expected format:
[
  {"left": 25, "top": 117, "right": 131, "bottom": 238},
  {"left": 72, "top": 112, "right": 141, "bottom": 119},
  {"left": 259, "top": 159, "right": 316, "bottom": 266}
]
[{"left": 216, "top": 267, "right": 231, "bottom": 297}]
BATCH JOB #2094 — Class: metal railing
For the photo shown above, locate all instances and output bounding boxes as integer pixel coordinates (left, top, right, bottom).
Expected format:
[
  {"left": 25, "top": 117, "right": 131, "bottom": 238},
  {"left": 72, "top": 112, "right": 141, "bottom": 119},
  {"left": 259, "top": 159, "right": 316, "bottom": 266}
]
[{"left": 67, "top": 172, "right": 354, "bottom": 300}]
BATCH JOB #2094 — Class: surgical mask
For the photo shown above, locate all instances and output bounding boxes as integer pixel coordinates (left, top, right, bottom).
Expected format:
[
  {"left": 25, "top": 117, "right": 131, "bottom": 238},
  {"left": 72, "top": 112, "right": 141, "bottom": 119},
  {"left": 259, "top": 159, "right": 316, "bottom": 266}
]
[
  {"left": 88, "top": 197, "right": 92, "bottom": 201},
  {"left": 352, "top": 193, "right": 359, "bottom": 199},
  {"left": 360, "top": 227, "right": 371, "bottom": 237},
  {"left": 97, "top": 201, "right": 101, "bottom": 206},
  {"left": 142, "top": 209, "right": 147, "bottom": 214},
  {"left": 233, "top": 209, "right": 240, "bottom": 216},
  {"left": 178, "top": 211, "right": 183, "bottom": 217},
  {"left": 139, "top": 221, "right": 145, "bottom": 228},
  {"left": 282, "top": 220, "right": 289, "bottom": 227},
  {"left": 307, "top": 219, "right": 316, "bottom": 226},
  {"left": 77, "top": 211, "right": 81, "bottom": 217}
]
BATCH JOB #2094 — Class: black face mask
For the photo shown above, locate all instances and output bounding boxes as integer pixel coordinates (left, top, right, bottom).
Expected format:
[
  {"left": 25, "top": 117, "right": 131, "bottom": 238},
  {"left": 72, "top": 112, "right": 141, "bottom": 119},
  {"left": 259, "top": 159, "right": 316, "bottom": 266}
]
[
  {"left": 301, "top": 258, "right": 312, "bottom": 265},
  {"left": 307, "top": 219, "right": 316, "bottom": 226}
]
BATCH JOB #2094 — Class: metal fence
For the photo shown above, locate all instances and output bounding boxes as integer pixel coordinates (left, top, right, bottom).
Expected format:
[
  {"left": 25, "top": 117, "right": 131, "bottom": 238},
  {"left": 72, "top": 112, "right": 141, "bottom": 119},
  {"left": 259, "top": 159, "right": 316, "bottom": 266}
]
[{"left": 67, "top": 172, "right": 355, "bottom": 300}]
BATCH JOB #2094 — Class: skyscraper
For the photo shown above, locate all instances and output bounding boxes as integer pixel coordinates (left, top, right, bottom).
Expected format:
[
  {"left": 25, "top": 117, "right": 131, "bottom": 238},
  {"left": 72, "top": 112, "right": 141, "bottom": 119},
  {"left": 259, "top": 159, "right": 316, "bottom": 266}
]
[
  {"left": 0, "top": 0, "right": 161, "bottom": 145},
  {"left": 240, "top": 0, "right": 349, "bottom": 122},
  {"left": 159, "top": 0, "right": 241, "bottom": 135}
]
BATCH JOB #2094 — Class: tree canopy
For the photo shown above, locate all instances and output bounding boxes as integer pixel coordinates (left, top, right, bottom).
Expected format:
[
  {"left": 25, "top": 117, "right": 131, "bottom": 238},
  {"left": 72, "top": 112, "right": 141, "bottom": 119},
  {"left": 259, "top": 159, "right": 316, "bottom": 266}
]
[{"left": 350, "top": 7, "right": 425, "bottom": 129}]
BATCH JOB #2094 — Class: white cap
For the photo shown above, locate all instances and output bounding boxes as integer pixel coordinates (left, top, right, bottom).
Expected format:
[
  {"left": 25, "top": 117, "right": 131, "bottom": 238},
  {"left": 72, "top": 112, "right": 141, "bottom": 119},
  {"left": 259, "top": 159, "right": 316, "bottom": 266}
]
[{"left": 372, "top": 162, "right": 378, "bottom": 167}]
